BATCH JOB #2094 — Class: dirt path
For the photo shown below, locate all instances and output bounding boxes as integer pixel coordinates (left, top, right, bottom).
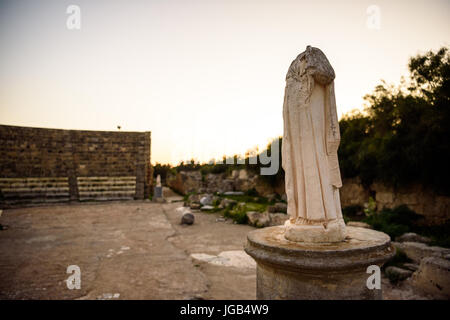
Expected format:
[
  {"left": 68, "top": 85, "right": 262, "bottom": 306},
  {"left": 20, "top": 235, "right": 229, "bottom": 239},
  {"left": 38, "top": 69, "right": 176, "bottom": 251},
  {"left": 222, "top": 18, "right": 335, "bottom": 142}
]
[{"left": 0, "top": 201, "right": 256, "bottom": 300}]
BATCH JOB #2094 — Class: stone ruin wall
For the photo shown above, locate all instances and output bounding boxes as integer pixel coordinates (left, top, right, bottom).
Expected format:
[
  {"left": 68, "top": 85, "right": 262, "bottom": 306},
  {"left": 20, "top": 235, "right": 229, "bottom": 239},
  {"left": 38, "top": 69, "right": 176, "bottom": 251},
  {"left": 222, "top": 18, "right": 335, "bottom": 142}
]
[
  {"left": 167, "top": 170, "right": 449, "bottom": 225},
  {"left": 340, "top": 178, "right": 450, "bottom": 225},
  {"left": 0, "top": 125, "right": 151, "bottom": 207}
]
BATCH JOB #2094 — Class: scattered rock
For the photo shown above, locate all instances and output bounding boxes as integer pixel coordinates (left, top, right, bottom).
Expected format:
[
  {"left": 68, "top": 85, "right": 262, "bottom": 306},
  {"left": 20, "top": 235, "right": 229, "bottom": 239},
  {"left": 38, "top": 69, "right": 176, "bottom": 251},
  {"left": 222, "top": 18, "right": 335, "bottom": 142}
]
[
  {"left": 392, "top": 242, "right": 450, "bottom": 263},
  {"left": 267, "top": 202, "right": 287, "bottom": 214},
  {"left": 223, "top": 191, "right": 244, "bottom": 196},
  {"left": 200, "top": 195, "right": 213, "bottom": 206},
  {"left": 181, "top": 213, "right": 195, "bottom": 225},
  {"left": 346, "top": 221, "right": 372, "bottom": 229},
  {"left": 246, "top": 211, "right": 270, "bottom": 228},
  {"left": 412, "top": 257, "right": 450, "bottom": 299},
  {"left": 385, "top": 266, "right": 413, "bottom": 282},
  {"left": 188, "top": 194, "right": 200, "bottom": 204},
  {"left": 190, "top": 250, "right": 256, "bottom": 269},
  {"left": 269, "top": 213, "right": 289, "bottom": 226},
  {"left": 395, "top": 233, "right": 432, "bottom": 244},
  {"left": 176, "top": 206, "right": 190, "bottom": 214},
  {"left": 238, "top": 170, "right": 249, "bottom": 180},
  {"left": 189, "top": 203, "right": 201, "bottom": 210},
  {"left": 97, "top": 293, "right": 121, "bottom": 300},
  {"left": 200, "top": 205, "right": 214, "bottom": 211},
  {"left": 444, "top": 254, "right": 450, "bottom": 261},
  {"left": 220, "top": 198, "right": 237, "bottom": 209},
  {"left": 403, "top": 263, "right": 420, "bottom": 271}
]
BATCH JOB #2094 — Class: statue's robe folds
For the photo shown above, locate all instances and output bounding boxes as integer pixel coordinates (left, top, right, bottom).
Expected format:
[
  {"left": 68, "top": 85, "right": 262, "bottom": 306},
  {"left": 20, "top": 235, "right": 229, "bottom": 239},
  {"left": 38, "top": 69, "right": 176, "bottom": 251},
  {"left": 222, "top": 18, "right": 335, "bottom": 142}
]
[{"left": 282, "top": 48, "right": 343, "bottom": 225}]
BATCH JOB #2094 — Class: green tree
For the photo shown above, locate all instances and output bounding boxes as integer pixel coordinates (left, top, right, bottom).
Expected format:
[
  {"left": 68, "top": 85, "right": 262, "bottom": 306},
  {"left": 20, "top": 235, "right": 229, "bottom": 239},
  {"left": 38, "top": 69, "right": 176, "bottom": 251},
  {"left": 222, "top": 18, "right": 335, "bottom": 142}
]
[{"left": 338, "top": 47, "right": 450, "bottom": 194}]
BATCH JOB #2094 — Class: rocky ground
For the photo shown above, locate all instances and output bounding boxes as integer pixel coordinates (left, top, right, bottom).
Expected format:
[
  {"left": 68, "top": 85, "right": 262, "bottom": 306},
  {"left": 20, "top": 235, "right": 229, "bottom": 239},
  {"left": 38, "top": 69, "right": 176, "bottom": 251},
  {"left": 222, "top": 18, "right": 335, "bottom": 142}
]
[{"left": 0, "top": 193, "right": 446, "bottom": 300}]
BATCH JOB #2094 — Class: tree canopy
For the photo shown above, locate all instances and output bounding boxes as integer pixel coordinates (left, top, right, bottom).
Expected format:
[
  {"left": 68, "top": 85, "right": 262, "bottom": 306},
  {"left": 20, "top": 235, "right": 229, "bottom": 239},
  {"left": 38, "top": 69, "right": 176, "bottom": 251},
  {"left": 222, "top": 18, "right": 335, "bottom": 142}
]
[{"left": 338, "top": 47, "right": 450, "bottom": 194}]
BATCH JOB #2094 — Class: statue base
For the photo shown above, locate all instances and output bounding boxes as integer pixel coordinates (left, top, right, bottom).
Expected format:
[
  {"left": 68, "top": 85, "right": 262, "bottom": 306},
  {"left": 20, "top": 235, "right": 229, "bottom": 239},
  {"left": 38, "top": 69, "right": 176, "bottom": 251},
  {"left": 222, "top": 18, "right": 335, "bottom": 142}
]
[
  {"left": 284, "top": 219, "right": 346, "bottom": 243},
  {"left": 245, "top": 226, "right": 395, "bottom": 300}
]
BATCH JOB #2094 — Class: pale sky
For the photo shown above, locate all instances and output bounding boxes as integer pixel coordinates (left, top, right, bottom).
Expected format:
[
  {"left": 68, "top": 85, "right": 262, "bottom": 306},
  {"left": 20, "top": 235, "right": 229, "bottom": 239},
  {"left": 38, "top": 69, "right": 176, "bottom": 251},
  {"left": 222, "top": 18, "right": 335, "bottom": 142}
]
[{"left": 0, "top": 0, "right": 449, "bottom": 164}]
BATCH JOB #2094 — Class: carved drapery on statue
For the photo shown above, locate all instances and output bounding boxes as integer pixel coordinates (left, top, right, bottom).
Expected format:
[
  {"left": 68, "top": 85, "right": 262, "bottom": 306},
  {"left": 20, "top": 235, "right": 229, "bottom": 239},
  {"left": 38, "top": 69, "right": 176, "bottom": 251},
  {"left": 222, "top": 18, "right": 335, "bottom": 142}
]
[{"left": 282, "top": 46, "right": 346, "bottom": 242}]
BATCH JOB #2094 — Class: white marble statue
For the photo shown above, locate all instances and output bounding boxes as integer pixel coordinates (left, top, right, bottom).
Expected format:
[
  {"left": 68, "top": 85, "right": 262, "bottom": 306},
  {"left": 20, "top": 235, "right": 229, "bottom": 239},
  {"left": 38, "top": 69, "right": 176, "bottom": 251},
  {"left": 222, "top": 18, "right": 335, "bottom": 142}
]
[
  {"left": 156, "top": 174, "right": 162, "bottom": 188},
  {"left": 282, "top": 46, "right": 346, "bottom": 243}
]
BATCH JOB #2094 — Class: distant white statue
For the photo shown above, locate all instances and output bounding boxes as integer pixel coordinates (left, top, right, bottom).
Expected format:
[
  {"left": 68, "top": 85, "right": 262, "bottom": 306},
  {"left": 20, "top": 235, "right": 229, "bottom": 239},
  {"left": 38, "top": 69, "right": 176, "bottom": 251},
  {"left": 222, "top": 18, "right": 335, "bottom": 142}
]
[
  {"left": 282, "top": 46, "right": 346, "bottom": 243},
  {"left": 156, "top": 175, "right": 162, "bottom": 188}
]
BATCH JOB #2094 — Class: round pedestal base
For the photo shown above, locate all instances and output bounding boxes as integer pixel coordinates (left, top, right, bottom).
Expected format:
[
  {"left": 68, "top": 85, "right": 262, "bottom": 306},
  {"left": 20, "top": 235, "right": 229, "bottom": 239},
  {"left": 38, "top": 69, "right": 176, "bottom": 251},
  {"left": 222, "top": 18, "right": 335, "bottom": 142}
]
[{"left": 245, "top": 226, "right": 395, "bottom": 300}]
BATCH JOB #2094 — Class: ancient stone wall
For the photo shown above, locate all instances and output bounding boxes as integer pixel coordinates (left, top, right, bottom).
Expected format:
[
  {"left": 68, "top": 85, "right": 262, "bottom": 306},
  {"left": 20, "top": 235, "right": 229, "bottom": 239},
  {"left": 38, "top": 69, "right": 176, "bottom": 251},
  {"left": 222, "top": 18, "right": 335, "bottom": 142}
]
[
  {"left": 0, "top": 125, "right": 151, "bottom": 206},
  {"left": 340, "top": 179, "right": 450, "bottom": 225},
  {"left": 168, "top": 170, "right": 449, "bottom": 225}
]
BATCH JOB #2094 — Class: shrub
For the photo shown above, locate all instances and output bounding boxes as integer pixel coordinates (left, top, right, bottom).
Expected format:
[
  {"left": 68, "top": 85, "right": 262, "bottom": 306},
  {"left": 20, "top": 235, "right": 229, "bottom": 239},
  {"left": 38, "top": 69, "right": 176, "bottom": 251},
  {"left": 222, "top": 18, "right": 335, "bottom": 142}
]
[
  {"left": 363, "top": 205, "right": 423, "bottom": 239},
  {"left": 223, "top": 206, "right": 248, "bottom": 224}
]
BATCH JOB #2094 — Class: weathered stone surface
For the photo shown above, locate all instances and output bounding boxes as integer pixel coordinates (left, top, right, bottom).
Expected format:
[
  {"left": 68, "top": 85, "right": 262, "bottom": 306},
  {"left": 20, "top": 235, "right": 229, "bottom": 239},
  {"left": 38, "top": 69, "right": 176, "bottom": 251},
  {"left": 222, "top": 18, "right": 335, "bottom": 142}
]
[
  {"left": 412, "top": 257, "right": 450, "bottom": 299},
  {"left": 166, "top": 171, "right": 202, "bottom": 195},
  {"left": 0, "top": 125, "right": 152, "bottom": 205},
  {"left": 167, "top": 171, "right": 237, "bottom": 195},
  {"left": 162, "top": 187, "right": 183, "bottom": 203},
  {"left": 246, "top": 211, "right": 270, "bottom": 228},
  {"left": 223, "top": 191, "right": 244, "bottom": 196},
  {"left": 190, "top": 194, "right": 200, "bottom": 202},
  {"left": 282, "top": 47, "right": 346, "bottom": 243},
  {"left": 167, "top": 174, "right": 450, "bottom": 226},
  {"left": 189, "top": 203, "right": 201, "bottom": 210},
  {"left": 245, "top": 226, "right": 395, "bottom": 299},
  {"left": 154, "top": 197, "right": 166, "bottom": 203},
  {"left": 340, "top": 179, "right": 450, "bottom": 225},
  {"left": 220, "top": 198, "right": 237, "bottom": 209},
  {"left": 153, "top": 186, "right": 163, "bottom": 199},
  {"left": 269, "top": 213, "right": 289, "bottom": 226},
  {"left": 200, "top": 195, "right": 213, "bottom": 206},
  {"left": 403, "top": 263, "right": 419, "bottom": 271},
  {"left": 238, "top": 169, "right": 249, "bottom": 180},
  {"left": 191, "top": 250, "right": 256, "bottom": 269},
  {"left": 0, "top": 201, "right": 256, "bottom": 300},
  {"left": 385, "top": 266, "right": 413, "bottom": 281},
  {"left": 268, "top": 202, "right": 287, "bottom": 214},
  {"left": 181, "top": 213, "right": 195, "bottom": 225},
  {"left": 347, "top": 221, "right": 372, "bottom": 229},
  {"left": 284, "top": 219, "right": 347, "bottom": 243},
  {"left": 340, "top": 178, "right": 370, "bottom": 207},
  {"left": 395, "top": 233, "right": 431, "bottom": 244},
  {"left": 392, "top": 241, "right": 450, "bottom": 263}
]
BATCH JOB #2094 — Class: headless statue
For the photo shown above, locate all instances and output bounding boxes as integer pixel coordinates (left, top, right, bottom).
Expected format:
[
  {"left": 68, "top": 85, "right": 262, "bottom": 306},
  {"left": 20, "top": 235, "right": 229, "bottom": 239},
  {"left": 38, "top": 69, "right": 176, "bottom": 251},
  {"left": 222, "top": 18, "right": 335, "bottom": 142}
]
[{"left": 282, "top": 46, "right": 346, "bottom": 243}]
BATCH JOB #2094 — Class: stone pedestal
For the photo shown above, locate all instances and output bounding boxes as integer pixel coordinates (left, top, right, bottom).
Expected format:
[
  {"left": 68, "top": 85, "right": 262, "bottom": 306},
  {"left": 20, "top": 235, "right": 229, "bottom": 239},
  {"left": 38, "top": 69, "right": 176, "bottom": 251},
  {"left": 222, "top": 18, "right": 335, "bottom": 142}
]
[
  {"left": 245, "top": 226, "right": 395, "bottom": 300},
  {"left": 154, "top": 186, "right": 162, "bottom": 198}
]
